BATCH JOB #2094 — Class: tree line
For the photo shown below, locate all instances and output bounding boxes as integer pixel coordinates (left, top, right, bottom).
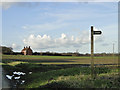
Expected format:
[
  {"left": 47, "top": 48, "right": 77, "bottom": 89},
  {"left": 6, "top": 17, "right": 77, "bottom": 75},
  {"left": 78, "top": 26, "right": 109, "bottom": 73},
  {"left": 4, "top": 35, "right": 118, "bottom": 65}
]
[{"left": 0, "top": 46, "right": 119, "bottom": 56}]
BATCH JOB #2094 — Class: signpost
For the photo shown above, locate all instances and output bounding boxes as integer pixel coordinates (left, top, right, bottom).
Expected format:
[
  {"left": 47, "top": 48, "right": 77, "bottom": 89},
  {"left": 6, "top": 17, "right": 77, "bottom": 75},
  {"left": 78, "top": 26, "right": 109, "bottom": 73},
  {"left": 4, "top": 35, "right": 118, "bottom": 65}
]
[
  {"left": 91, "top": 26, "right": 102, "bottom": 78},
  {"left": 113, "top": 43, "right": 115, "bottom": 65},
  {"left": 93, "top": 31, "right": 102, "bottom": 35}
]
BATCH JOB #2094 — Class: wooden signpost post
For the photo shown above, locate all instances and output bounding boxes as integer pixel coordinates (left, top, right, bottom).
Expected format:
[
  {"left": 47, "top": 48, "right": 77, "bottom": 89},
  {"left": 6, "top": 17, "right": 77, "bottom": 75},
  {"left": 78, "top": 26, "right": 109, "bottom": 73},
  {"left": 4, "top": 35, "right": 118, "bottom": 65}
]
[{"left": 91, "top": 26, "right": 102, "bottom": 78}]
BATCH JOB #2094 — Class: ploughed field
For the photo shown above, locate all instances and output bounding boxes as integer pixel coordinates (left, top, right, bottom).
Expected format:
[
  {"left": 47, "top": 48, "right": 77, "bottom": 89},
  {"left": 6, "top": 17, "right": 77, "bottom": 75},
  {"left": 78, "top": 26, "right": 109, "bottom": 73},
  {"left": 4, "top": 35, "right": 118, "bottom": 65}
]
[{"left": 1, "top": 55, "right": 120, "bottom": 88}]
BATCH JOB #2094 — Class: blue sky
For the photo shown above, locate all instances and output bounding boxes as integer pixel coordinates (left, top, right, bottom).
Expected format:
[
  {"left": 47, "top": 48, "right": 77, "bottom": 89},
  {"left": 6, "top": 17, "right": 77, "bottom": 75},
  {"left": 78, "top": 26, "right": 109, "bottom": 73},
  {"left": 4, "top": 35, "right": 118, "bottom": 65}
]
[{"left": 2, "top": 2, "right": 118, "bottom": 53}]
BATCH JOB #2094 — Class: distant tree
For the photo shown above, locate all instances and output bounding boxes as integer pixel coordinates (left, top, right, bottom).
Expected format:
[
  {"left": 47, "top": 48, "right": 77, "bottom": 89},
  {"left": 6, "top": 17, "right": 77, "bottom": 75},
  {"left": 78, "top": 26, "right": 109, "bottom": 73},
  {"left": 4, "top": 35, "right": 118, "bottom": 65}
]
[
  {"left": 85, "top": 53, "right": 90, "bottom": 56},
  {"left": 33, "top": 52, "right": 40, "bottom": 55},
  {"left": 1, "top": 46, "right": 13, "bottom": 54}
]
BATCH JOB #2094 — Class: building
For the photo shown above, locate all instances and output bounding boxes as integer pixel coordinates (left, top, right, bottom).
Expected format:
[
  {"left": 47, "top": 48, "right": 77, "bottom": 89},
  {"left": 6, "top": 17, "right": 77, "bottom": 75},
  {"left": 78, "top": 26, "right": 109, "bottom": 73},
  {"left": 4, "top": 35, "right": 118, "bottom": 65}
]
[{"left": 21, "top": 46, "right": 33, "bottom": 55}]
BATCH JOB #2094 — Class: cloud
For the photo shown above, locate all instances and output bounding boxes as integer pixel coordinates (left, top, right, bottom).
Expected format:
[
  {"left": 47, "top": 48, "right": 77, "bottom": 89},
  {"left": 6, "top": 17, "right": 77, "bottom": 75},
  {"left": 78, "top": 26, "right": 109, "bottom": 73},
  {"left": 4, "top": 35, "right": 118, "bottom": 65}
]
[
  {"left": 1, "top": 2, "right": 40, "bottom": 10},
  {"left": 23, "top": 33, "right": 89, "bottom": 50},
  {"left": 22, "top": 22, "right": 70, "bottom": 31},
  {"left": 1, "top": 0, "right": 118, "bottom": 10},
  {"left": 1, "top": 2, "right": 15, "bottom": 9},
  {"left": 11, "top": 43, "right": 21, "bottom": 50},
  {"left": 47, "top": 13, "right": 84, "bottom": 21},
  {"left": 23, "top": 34, "right": 55, "bottom": 49},
  {"left": 1, "top": 0, "right": 21, "bottom": 10},
  {"left": 23, "top": 28, "right": 103, "bottom": 50}
]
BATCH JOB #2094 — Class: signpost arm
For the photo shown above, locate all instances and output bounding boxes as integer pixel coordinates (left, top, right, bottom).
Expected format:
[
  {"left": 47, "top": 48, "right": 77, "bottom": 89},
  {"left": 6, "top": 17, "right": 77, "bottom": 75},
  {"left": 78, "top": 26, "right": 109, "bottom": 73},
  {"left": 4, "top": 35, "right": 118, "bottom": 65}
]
[{"left": 91, "top": 26, "right": 94, "bottom": 78}]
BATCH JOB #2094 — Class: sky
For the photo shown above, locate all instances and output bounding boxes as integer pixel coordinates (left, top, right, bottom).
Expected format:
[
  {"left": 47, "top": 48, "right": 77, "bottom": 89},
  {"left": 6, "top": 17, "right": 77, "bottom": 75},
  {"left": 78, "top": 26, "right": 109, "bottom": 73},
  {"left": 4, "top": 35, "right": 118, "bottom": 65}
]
[{"left": 1, "top": 2, "right": 118, "bottom": 53}]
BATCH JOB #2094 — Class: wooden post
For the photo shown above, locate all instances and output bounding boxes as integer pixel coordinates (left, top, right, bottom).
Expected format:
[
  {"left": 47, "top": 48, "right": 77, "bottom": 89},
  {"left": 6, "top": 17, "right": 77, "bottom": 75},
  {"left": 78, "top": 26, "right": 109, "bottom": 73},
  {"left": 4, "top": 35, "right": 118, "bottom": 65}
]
[
  {"left": 113, "top": 43, "right": 115, "bottom": 65},
  {"left": 91, "top": 26, "right": 94, "bottom": 78}
]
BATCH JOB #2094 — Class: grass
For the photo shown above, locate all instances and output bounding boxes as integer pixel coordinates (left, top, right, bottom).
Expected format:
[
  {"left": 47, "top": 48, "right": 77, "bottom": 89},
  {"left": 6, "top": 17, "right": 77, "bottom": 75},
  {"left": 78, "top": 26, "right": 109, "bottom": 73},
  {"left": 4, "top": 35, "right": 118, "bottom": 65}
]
[
  {"left": 2, "top": 55, "right": 118, "bottom": 65},
  {"left": 2, "top": 55, "right": 120, "bottom": 88},
  {"left": 2, "top": 62, "right": 119, "bottom": 88},
  {"left": 41, "top": 73, "right": 120, "bottom": 88},
  {"left": 22, "top": 65, "right": 119, "bottom": 88},
  {"left": 7, "top": 61, "right": 28, "bottom": 66},
  {"left": 2, "top": 55, "right": 118, "bottom": 59}
]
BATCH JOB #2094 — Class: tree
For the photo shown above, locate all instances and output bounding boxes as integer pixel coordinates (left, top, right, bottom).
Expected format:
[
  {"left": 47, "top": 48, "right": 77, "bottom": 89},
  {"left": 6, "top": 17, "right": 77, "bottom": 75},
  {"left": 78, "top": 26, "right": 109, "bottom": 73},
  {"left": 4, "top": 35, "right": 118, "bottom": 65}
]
[{"left": 0, "top": 46, "right": 13, "bottom": 54}]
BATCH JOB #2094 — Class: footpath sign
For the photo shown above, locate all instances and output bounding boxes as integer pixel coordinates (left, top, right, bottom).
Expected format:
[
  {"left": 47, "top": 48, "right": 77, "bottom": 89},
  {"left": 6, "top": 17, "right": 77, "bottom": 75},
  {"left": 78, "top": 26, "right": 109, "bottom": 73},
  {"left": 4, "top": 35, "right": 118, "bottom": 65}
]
[
  {"left": 93, "top": 31, "right": 102, "bottom": 35},
  {"left": 91, "top": 26, "right": 102, "bottom": 78}
]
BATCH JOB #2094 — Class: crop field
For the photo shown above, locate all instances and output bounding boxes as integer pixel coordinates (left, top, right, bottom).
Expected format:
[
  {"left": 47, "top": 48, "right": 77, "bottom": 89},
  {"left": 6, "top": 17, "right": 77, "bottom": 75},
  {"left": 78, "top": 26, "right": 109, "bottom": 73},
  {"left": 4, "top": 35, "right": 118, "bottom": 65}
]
[
  {"left": 1, "top": 55, "right": 120, "bottom": 88},
  {"left": 2, "top": 55, "right": 118, "bottom": 65}
]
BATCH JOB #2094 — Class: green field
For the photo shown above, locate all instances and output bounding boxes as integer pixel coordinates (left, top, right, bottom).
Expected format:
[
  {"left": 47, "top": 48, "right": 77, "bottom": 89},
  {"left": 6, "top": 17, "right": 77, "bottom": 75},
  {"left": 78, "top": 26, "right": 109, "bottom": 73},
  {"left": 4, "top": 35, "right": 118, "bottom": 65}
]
[
  {"left": 1, "top": 55, "right": 120, "bottom": 88},
  {"left": 2, "top": 55, "right": 118, "bottom": 65}
]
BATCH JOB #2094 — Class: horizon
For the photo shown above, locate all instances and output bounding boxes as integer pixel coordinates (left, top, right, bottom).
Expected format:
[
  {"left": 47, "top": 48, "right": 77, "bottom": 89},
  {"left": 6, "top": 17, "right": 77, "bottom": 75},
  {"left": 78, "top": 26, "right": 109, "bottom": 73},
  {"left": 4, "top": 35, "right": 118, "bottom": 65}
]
[{"left": 1, "top": 45, "right": 119, "bottom": 54}]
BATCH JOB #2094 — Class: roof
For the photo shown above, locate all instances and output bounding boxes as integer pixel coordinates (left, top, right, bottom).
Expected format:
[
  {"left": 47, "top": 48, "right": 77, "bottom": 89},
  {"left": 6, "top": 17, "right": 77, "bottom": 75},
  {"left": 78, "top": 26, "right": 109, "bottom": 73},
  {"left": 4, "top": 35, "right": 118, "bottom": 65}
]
[{"left": 21, "top": 46, "right": 32, "bottom": 52}]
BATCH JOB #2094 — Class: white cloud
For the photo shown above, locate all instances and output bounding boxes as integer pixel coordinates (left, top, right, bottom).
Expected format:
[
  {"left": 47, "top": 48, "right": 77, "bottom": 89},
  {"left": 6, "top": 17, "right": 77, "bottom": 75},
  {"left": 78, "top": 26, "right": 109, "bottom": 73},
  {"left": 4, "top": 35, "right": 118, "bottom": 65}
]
[
  {"left": 2, "top": 2, "right": 16, "bottom": 9},
  {"left": 12, "top": 43, "right": 17, "bottom": 49},
  {"left": 23, "top": 34, "right": 54, "bottom": 49},
  {"left": 1, "top": 0, "right": 118, "bottom": 10},
  {"left": 1, "top": 1, "right": 21, "bottom": 10},
  {"left": 1, "top": 2, "right": 40, "bottom": 10},
  {"left": 11, "top": 43, "right": 21, "bottom": 50},
  {"left": 23, "top": 28, "right": 103, "bottom": 50},
  {"left": 22, "top": 22, "right": 70, "bottom": 31}
]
